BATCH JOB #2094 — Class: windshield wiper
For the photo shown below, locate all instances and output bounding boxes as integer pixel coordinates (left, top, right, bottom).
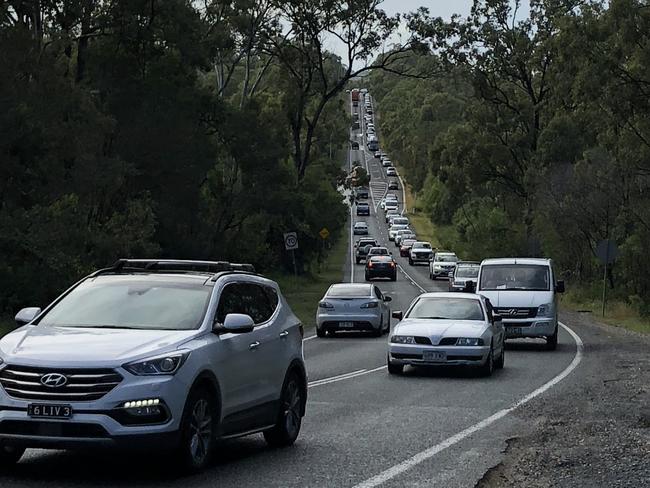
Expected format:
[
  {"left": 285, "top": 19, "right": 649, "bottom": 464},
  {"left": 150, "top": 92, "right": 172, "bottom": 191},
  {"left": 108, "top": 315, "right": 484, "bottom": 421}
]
[{"left": 420, "top": 316, "right": 452, "bottom": 320}]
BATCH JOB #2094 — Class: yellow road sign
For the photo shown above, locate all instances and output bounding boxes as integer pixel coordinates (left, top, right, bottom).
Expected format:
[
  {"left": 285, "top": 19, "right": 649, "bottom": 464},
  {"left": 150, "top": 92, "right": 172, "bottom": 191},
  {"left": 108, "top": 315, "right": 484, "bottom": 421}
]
[{"left": 319, "top": 228, "right": 330, "bottom": 240}]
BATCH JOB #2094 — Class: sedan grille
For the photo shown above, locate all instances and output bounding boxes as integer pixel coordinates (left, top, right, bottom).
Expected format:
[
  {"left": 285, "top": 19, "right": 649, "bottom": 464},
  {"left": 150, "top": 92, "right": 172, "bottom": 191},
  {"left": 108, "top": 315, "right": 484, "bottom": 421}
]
[{"left": 0, "top": 365, "right": 122, "bottom": 402}]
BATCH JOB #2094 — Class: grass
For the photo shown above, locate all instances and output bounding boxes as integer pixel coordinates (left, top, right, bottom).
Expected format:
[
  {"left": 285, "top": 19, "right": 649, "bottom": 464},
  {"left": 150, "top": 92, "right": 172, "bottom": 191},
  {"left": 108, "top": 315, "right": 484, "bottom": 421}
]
[
  {"left": 561, "top": 292, "right": 650, "bottom": 335},
  {"left": 272, "top": 232, "right": 348, "bottom": 330}
]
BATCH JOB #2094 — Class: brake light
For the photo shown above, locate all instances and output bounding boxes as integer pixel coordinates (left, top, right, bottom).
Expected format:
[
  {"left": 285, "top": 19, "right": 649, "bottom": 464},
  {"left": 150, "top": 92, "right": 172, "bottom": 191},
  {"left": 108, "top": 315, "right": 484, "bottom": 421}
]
[
  {"left": 361, "top": 302, "right": 378, "bottom": 309},
  {"left": 389, "top": 262, "right": 395, "bottom": 268},
  {"left": 367, "top": 262, "right": 373, "bottom": 268},
  {"left": 318, "top": 301, "right": 334, "bottom": 309}
]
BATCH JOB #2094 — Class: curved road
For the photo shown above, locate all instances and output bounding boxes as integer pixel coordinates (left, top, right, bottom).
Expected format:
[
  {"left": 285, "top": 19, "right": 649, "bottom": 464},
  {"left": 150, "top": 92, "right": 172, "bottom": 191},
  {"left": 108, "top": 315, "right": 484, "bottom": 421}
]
[{"left": 0, "top": 98, "right": 582, "bottom": 488}]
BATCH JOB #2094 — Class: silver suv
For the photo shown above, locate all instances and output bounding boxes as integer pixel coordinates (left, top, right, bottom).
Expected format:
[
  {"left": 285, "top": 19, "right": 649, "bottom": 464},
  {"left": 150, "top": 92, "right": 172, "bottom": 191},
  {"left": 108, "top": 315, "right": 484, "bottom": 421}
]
[{"left": 0, "top": 259, "right": 307, "bottom": 472}]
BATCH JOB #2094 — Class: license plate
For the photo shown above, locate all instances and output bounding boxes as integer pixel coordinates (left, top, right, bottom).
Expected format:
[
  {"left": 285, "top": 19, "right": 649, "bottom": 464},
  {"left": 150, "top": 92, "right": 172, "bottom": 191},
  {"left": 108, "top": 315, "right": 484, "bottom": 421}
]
[
  {"left": 423, "top": 351, "right": 446, "bottom": 362},
  {"left": 340, "top": 321, "right": 354, "bottom": 328},
  {"left": 508, "top": 327, "right": 523, "bottom": 336},
  {"left": 28, "top": 404, "right": 72, "bottom": 419}
]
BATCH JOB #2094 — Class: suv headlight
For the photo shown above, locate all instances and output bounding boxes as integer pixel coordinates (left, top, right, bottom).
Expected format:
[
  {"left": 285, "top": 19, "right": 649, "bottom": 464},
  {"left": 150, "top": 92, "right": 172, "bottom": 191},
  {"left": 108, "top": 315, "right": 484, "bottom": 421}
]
[
  {"left": 537, "top": 303, "right": 554, "bottom": 317},
  {"left": 390, "top": 335, "right": 415, "bottom": 344},
  {"left": 456, "top": 337, "right": 484, "bottom": 346},
  {"left": 124, "top": 351, "right": 190, "bottom": 376}
]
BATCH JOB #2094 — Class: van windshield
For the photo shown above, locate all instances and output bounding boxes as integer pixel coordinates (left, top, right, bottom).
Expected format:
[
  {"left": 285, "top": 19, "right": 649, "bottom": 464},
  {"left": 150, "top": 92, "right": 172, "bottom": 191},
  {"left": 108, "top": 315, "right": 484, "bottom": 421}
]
[{"left": 480, "top": 264, "right": 550, "bottom": 291}]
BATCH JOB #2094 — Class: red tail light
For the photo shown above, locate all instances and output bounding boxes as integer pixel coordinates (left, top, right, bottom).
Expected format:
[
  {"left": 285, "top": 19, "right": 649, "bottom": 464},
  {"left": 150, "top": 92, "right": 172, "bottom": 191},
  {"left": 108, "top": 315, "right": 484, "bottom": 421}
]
[
  {"left": 389, "top": 262, "right": 395, "bottom": 268},
  {"left": 367, "top": 262, "right": 373, "bottom": 268}
]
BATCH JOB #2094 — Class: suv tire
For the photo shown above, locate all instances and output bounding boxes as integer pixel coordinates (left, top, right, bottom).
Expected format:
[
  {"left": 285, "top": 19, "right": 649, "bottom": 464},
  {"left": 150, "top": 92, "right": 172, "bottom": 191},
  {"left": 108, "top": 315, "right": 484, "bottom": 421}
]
[
  {"left": 0, "top": 446, "right": 25, "bottom": 467},
  {"left": 177, "top": 387, "right": 216, "bottom": 473},
  {"left": 408, "top": 258, "right": 413, "bottom": 265},
  {"left": 264, "top": 372, "right": 303, "bottom": 447}
]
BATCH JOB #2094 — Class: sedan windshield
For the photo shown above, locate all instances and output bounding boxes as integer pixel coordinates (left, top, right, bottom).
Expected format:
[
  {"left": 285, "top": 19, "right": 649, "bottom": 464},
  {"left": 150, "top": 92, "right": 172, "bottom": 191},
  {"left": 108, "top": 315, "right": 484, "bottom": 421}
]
[
  {"left": 480, "top": 264, "right": 550, "bottom": 291},
  {"left": 407, "top": 297, "right": 484, "bottom": 321},
  {"left": 38, "top": 277, "right": 212, "bottom": 330}
]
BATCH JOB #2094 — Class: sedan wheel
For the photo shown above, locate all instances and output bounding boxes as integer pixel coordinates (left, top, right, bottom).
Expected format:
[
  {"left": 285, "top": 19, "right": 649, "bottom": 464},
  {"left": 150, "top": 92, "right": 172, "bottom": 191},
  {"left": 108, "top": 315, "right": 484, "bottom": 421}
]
[
  {"left": 495, "top": 341, "right": 505, "bottom": 369},
  {"left": 387, "top": 356, "right": 404, "bottom": 375},
  {"left": 479, "top": 346, "right": 494, "bottom": 377},
  {"left": 0, "top": 446, "right": 25, "bottom": 467}
]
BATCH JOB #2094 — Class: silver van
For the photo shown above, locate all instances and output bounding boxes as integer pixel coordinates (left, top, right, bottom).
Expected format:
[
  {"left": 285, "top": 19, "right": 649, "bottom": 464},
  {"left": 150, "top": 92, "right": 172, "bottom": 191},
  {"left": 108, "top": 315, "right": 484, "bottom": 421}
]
[{"left": 476, "top": 258, "right": 565, "bottom": 350}]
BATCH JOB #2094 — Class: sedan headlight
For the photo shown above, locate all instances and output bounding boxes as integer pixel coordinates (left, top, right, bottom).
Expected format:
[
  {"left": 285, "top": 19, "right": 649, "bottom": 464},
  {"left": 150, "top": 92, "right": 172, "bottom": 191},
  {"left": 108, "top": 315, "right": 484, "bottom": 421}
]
[
  {"left": 124, "top": 351, "right": 190, "bottom": 376},
  {"left": 456, "top": 337, "right": 484, "bottom": 346},
  {"left": 537, "top": 303, "right": 554, "bottom": 317},
  {"left": 390, "top": 335, "right": 415, "bottom": 344}
]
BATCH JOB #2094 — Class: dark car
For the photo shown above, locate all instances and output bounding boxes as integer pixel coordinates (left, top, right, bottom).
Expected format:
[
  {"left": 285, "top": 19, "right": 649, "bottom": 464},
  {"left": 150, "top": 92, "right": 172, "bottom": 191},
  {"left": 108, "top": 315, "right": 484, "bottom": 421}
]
[
  {"left": 356, "top": 187, "right": 369, "bottom": 199},
  {"left": 351, "top": 141, "right": 359, "bottom": 150},
  {"left": 399, "top": 239, "right": 417, "bottom": 257},
  {"left": 365, "top": 255, "right": 397, "bottom": 282},
  {"left": 356, "top": 202, "right": 370, "bottom": 216},
  {"left": 388, "top": 180, "right": 399, "bottom": 190},
  {"left": 355, "top": 238, "right": 378, "bottom": 264}
]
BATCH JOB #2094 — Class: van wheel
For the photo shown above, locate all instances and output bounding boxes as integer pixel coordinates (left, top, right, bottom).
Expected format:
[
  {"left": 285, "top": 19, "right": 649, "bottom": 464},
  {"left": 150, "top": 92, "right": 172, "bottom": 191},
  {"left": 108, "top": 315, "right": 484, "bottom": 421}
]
[
  {"left": 0, "top": 446, "right": 25, "bottom": 467},
  {"left": 546, "top": 328, "right": 558, "bottom": 351},
  {"left": 177, "top": 388, "right": 216, "bottom": 473},
  {"left": 264, "top": 373, "right": 303, "bottom": 447}
]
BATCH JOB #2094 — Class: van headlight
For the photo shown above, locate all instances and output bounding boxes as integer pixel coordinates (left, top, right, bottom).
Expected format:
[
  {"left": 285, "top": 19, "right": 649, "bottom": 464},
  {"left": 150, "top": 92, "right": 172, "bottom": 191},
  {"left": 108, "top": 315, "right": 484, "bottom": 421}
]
[
  {"left": 124, "top": 351, "right": 190, "bottom": 376},
  {"left": 537, "top": 303, "right": 554, "bottom": 317}
]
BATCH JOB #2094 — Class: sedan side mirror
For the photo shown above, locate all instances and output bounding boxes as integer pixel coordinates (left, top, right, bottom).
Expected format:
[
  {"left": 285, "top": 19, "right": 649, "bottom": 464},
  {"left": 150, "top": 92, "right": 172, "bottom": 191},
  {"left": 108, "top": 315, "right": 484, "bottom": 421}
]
[
  {"left": 493, "top": 314, "right": 503, "bottom": 323},
  {"left": 383, "top": 295, "right": 392, "bottom": 302},
  {"left": 555, "top": 281, "right": 565, "bottom": 293},
  {"left": 15, "top": 307, "right": 42, "bottom": 326},
  {"left": 392, "top": 311, "right": 403, "bottom": 320},
  {"left": 219, "top": 314, "right": 255, "bottom": 334}
]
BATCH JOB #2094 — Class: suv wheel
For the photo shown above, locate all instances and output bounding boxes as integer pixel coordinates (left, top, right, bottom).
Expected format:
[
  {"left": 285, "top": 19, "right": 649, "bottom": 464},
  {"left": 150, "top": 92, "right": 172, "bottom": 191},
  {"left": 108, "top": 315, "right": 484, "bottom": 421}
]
[
  {"left": 546, "top": 327, "right": 558, "bottom": 351},
  {"left": 178, "top": 388, "right": 216, "bottom": 473},
  {"left": 408, "top": 258, "right": 413, "bottom": 265},
  {"left": 0, "top": 446, "right": 25, "bottom": 467},
  {"left": 264, "top": 373, "right": 303, "bottom": 447}
]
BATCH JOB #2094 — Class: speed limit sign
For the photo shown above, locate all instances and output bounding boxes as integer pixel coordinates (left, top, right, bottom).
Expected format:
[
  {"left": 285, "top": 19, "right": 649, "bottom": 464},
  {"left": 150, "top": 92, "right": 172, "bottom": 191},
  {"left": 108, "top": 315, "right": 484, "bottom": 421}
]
[{"left": 284, "top": 232, "right": 299, "bottom": 251}]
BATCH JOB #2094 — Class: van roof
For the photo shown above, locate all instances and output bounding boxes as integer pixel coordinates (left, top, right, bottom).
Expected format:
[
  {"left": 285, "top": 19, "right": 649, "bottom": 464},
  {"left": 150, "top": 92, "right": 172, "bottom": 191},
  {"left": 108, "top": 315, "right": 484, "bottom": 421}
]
[{"left": 481, "top": 258, "right": 551, "bottom": 266}]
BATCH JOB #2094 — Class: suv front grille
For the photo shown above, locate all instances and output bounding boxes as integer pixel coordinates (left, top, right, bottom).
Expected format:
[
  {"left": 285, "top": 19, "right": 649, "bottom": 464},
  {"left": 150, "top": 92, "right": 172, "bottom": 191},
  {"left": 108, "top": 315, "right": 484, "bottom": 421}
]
[{"left": 0, "top": 365, "right": 122, "bottom": 402}]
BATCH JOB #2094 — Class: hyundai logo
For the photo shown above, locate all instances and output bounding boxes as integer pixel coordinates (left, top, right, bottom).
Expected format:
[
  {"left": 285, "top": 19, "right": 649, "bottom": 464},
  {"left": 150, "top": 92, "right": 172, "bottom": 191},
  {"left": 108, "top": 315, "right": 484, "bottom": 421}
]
[{"left": 40, "top": 373, "right": 68, "bottom": 388}]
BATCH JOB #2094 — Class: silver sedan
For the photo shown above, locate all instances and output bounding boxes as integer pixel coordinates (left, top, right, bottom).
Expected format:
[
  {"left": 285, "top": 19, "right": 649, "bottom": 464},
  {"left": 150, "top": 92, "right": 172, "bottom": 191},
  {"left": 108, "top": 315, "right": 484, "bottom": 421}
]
[
  {"left": 387, "top": 292, "right": 505, "bottom": 376},
  {"left": 316, "top": 283, "right": 391, "bottom": 338}
]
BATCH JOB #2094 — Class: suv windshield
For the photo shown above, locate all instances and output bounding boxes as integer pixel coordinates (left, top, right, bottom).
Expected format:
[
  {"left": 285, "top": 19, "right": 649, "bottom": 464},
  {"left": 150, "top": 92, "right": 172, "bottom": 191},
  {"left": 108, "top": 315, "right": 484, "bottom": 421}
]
[
  {"left": 480, "top": 264, "right": 551, "bottom": 291},
  {"left": 412, "top": 243, "right": 431, "bottom": 249},
  {"left": 38, "top": 277, "right": 212, "bottom": 330},
  {"left": 456, "top": 267, "right": 479, "bottom": 278},
  {"left": 407, "top": 297, "right": 484, "bottom": 321},
  {"left": 436, "top": 255, "right": 458, "bottom": 262}
]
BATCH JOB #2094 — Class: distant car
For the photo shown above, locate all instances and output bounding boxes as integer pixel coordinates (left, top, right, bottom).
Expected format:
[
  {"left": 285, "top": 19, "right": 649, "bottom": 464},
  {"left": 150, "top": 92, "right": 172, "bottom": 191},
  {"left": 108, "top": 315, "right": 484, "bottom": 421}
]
[
  {"left": 356, "top": 202, "right": 370, "bottom": 216},
  {"left": 365, "top": 255, "right": 397, "bottom": 282},
  {"left": 382, "top": 159, "right": 392, "bottom": 167},
  {"left": 388, "top": 180, "right": 399, "bottom": 190},
  {"left": 355, "top": 238, "right": 378, "bottom": 264},
  {"left": 388, "top": 224, "right": 409, "bottom": 241},
  {"left": 449, "top": 262, "right": 480, "bottom": 292},
  {"left": 367, "top": 247, "right": 390, "bottom": 257},
  {"left": 386, "top": 167, "right": 397, "bottom": 177},
  {"left": 395, "top": 230, "right": 416, "bottom": 246},
  {"left": 390, "top": 216, "right": 409, "bottom": 227},
  {"left": 353, "top": 222, "right": 369, "bottom": 235},
  {"left": 400, "top": 239, "right": 417, "bottom": 257},
  {"left": 316, "top": 283, "right": 391, "bottom": 338},
  {"left": 387, "top": 293, "right": 505, "bottom": 376},
  {"left": 409, "top": 241, "right": 434, "bottom": 265},
  {"left": 429, "top": 252, "right": 459, "bottom": 279},
  {"left": 356, "top": 187, "right": 369, "bottom": 199},
  {"left": 384, "top": 201, "right": 398, "bottom": 212},
  {"left": 374, "top": 151, "right": 381, "bottom": 158},
  {"left": 351, "top": 141, "right": 359, "bottom": 150},
  {"left": 385, "top": 210, "right": 400, "bottom": 223}
]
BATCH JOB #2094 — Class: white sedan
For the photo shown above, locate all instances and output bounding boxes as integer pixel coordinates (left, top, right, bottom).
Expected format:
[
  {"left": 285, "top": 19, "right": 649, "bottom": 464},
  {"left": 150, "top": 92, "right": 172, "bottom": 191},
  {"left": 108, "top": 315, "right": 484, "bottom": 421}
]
[{"left": 387, "top": 293, "right": 505, "bottom": 376}]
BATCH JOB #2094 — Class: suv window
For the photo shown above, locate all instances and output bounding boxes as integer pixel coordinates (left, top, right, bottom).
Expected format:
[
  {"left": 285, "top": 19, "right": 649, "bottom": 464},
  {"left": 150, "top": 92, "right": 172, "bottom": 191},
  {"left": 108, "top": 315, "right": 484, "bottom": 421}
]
[{"left": 216, "top": 283, "right": 275, "bottom": 325}]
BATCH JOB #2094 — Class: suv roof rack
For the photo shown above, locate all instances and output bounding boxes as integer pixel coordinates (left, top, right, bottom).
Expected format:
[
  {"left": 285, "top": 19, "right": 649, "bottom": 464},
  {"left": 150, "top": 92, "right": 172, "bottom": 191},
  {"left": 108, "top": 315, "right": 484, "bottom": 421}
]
[{"left": 90, "top": 259, "right": 256, "bottom": 277}]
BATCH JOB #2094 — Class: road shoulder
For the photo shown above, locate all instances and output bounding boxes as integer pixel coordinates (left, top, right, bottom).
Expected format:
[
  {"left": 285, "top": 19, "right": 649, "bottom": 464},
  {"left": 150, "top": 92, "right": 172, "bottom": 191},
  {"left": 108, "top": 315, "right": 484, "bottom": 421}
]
[{"left": 476, "top": 311, "right": 650, "bottom": 488}]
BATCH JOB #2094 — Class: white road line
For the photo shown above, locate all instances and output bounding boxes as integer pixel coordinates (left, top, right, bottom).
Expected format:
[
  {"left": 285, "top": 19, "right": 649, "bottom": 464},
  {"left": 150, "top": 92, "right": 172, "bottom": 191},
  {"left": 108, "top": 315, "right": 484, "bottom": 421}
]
[
  {"left": 396, "top": 264, "right": 427, "bottom": 293},
  {"left": 352, "top": 322, "right": 584, "bottom": 488},
  {"left": 303, "top": 334, "right": 317, "bottom": 342},
  {"left": 308, "top": 365, "right": 387, "bottom": 388}
]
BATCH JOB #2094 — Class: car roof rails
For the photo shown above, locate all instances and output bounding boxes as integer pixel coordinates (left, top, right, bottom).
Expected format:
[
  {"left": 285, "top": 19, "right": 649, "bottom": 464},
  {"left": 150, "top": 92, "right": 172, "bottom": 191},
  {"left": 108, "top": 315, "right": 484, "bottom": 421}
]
[{"left": 90, "top": 259, "right": 256, "bottom": 277}]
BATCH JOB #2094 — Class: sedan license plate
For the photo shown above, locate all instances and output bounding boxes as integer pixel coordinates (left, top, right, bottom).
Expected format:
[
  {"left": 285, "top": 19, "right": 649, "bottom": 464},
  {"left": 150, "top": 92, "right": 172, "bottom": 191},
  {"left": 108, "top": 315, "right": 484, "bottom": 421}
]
[
  {"left": 423, "top": 351, "right": 446, "bottom": 362},
  {"left": 339, "top": 321, "right": 354, "bottom": 328},
  {"left": 28, "top": 404, "right": 72, "bottom": 419}
]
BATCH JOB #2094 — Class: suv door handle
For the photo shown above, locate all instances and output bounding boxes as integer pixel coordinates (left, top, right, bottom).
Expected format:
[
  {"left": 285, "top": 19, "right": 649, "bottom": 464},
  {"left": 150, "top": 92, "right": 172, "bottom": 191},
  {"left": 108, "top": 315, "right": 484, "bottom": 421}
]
[
  {"left": 279, "top": 331, "right": 289, "bottom": 338},
  {"left": 249, "top": 341, "right": 260, "bottom": 350}
]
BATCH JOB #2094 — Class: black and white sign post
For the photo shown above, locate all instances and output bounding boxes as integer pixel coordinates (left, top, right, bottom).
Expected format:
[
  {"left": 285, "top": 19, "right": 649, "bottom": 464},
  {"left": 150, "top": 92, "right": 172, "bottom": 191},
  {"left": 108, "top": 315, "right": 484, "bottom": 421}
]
[
  {"left": 284, "top": 232, "right": 299, "bottom": 277},
  {"left": 596, "top": 239, "right": 618, "bottom": 317}
]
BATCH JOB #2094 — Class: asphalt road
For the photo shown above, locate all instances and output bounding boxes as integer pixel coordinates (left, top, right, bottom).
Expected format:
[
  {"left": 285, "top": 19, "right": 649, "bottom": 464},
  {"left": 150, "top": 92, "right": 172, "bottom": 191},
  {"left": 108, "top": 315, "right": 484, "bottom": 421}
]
[{"left": 0, "top": 98, "right": 583, "bottom": 487}]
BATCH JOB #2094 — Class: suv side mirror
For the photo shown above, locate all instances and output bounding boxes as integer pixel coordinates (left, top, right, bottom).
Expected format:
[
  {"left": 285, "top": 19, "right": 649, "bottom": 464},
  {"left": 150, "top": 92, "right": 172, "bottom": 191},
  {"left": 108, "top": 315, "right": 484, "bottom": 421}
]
[
  {"left": 15, "top": 307, "right": 42, "bottom": 327},
  {"left": 555, "top": 281, "right": 565, "bottom": 293},
  {"left": 392, "top": 311, "right": 403, "bottom": 320},
  {"left": 219, "top": 314, "right": 255, "bottom": 334}
]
